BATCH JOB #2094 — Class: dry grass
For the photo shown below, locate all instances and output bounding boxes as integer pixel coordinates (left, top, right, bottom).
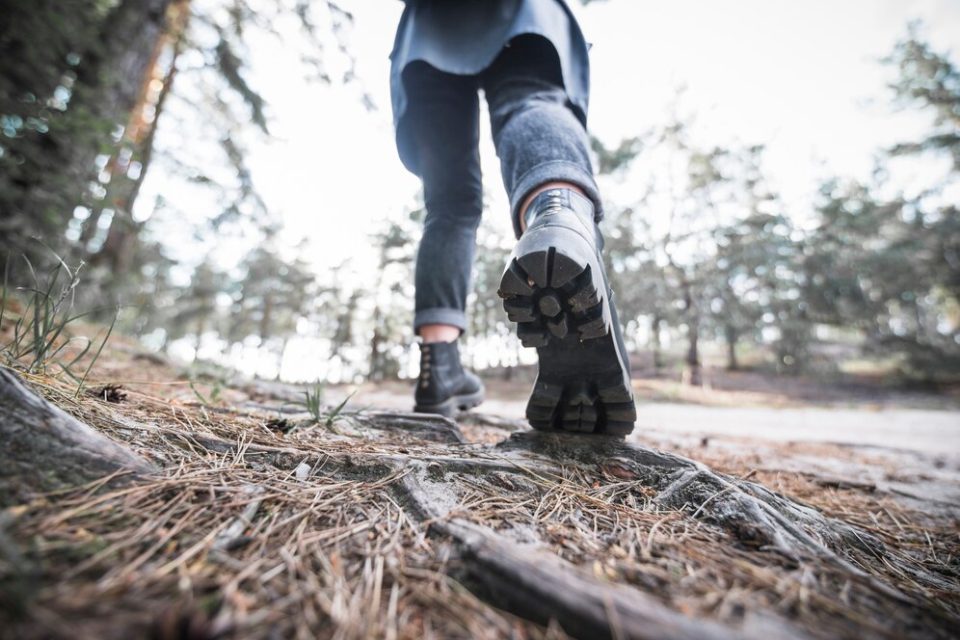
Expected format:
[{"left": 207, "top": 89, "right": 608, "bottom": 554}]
[
  {"left": 443, "top": 456, "right": 959, "bottom": 635},
  {"left": 1, "top": 363, "right": 556, "bottom": 639},
  {"left": 0, "top": 332, "right": 958, "bottom": 639}
]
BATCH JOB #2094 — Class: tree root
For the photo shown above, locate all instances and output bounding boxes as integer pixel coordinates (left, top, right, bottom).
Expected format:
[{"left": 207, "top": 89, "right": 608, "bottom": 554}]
[
  {"left": 0, "top": 370, "right": 155, "bottom": 506},
  {"left": 6, "top": 382, "right": 956, "bottom": 638},
  {"left": 176, "top": 414, "right": 958, "bottom": 637}
]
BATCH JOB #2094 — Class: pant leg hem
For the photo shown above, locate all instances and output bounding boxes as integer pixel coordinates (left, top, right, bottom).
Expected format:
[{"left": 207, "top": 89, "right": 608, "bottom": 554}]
[
  {"left": 509, "top": 160, "right": 603, "bottom": 238},
  {"left": 414, "top": 308, "right": 468, "bottom": 334}
]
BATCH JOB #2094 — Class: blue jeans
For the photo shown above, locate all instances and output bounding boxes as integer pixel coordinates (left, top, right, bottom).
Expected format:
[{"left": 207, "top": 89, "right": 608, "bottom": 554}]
[{"left": 403, "top": 35, "right": 601, "bottom": 333}]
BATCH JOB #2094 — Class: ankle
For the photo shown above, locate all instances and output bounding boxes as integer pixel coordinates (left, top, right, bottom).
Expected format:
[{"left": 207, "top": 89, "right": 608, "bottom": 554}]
[
  {"left": 518, "top": 182, "right": 587, "bottom": 233},
  {"left": 418, "top": 323, "right": 460, "bottom": 344}
]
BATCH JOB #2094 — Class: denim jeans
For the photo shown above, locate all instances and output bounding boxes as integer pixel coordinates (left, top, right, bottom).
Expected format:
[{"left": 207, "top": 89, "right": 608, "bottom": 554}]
[{"left": 403, "top": 35, "right": 601, "bottom": 333}]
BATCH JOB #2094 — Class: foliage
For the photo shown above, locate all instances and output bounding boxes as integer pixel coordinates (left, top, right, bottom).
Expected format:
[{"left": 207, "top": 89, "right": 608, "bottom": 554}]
[
  {"left": 0, "top": 0, "right": 354, "bottom": 311},
  {"left": 302, "top": 382, "right": 324, "bottom": 422},
  {"left": 0, "top": 249, "right": 117, "bottom": 394},
  {"left": 798, "top": 28, "right": 960, "bottom": 380},
  {"left": 591, "top": 27, "right": 959, "bottom": 381},
  {"left": 886, "top": 23, "right": 960, "bottom": 169},
  {"left": 366, "top": 209, "right": 419, "bottom": 381},
  {"left": 228, "top": 242, "right": 316, "bottom": 344},
  {"left": 324, "top": 389, "right": 355, "bottom": 428},
  {"left": 0, "top": 0, "right": 116, "bottom": 265}
]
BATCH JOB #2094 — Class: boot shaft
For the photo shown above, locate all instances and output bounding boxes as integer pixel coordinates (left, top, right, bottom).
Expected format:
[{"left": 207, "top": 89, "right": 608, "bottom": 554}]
[
  {"left": 523, "top": 188, "right": 604, "bottom": 252},
  {"left": 414, "top": 340, "right": 485, "bottom": 414},
  {"left": 417, "top": 341, "right": 465, "bottom": 404}
]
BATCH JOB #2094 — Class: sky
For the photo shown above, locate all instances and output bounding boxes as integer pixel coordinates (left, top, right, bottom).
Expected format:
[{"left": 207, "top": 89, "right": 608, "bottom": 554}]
[
  {"left": 233, "top": 0, "right": 959, "bottom": 268},
  {"left": 143, "top": 0, "right": 960, "bottom": 273},
  {"left": 139, "top": 0, "right": 960, "bottom": 378}
]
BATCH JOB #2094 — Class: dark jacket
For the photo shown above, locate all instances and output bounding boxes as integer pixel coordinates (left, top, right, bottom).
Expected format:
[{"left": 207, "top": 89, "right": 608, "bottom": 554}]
[{"left": 390, "top": 0, "right": 590, "bottom": 173}]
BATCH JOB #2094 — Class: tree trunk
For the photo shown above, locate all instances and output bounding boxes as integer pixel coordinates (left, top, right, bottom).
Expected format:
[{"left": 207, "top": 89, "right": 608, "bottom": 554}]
[
  {"left": 0, "top": 370, "right": 154, "bottom": 506},
  {"left": 369, "top": 303, "right": 383, "bottom": 381},
  {"left": 369, "top": 328, "right": 383, "bottom": 381},
  {"left": 650, "top": 314, "right": 663, "bottom": 371},
  {"left": 259, "top": 292, "right": 273, "bottom": 342},
  {"left": 331, "top": 292, "right": 358, "bottom": 360},
  {"left": 275, "top": 336, "right": 290, "bottom": 381},
  {"left": 682, "top": 284, "right": 702, "bottom": 386},
  {"left": 195, "top": 313, "right": 207, "bottom": 353},
  {"left": 684, "top": 318, "right": 701, "bottom": 386},
  {"left": 88, "top": 0, "right": 190, "bottom": 280},
  {"left": 24, "top": 0, "right": 175, "bottom": 246},
  {"left": 725, "top": 323, "right": 739, "bottom": 371}
]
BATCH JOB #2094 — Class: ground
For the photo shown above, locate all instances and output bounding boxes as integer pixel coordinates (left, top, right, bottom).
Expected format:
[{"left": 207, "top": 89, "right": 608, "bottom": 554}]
[
  {"left": 338, "top": 370, "right": 960, "bottom": 511},
  {"left": 1, "top": 336, "right": 958, "bottom": 639}
]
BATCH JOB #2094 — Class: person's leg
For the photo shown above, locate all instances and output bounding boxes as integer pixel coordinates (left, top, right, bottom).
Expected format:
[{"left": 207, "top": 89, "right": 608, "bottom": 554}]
[
  {"left": 482, "top": 36, "right": 636, "bottom": 435},
  {"left": 403, "top": 62, "right": 484, "bottom": 341},
  {"left": 401, "top": 61, "right": 485, "bottom": 415},
  {"left": 481, "top": 35, "right": 602, "bottom": 238}
]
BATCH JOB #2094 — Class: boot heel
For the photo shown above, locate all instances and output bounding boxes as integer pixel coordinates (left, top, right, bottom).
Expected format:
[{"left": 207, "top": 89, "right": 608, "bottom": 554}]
[{"left": 497, "top": 225, "right": 611, "bottom": 347}]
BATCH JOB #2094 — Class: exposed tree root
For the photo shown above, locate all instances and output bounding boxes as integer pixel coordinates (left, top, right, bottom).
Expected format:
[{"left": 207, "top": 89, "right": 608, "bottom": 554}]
[
  {"left": 0, "top": 370, "right": 155, "bottom": 506},
  {"left": 173, "top": 420, "right": 957, "bottom": 638},
  {"left": 1, "top": 372, "right": 957, "bottom": 639},
  {"left": 385, "top": 431, "right": 957, "bottom": 639}
]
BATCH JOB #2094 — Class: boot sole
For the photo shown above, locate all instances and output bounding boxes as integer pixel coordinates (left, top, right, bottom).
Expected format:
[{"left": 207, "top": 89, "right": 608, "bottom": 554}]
[
  {"left": 414, "top": 388, "right": 485, "bottom": 418},
  {"left": 498, "top": 225, "right": 636, "bottom": 436}
]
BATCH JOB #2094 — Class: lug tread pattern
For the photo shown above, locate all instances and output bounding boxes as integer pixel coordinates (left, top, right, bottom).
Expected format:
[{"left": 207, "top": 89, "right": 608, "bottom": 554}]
[{"left": 498, "top": 250, "right": 609, "bottom": 347}]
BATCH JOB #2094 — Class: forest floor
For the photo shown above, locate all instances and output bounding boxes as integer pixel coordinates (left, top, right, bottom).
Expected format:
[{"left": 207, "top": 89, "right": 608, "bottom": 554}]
[
  {"left": 335, "top": 372, "right": 960, "bottom": 516},
  {"left": 2, "top": 332, "right": 959, "bottom": 639}
]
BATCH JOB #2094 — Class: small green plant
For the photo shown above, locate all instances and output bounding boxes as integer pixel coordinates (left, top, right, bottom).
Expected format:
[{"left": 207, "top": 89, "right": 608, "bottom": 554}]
[
  {"left": 186, "top": 365, "right": 224, "bottom": 405},
  {"left": 302, "top": 383, "right": 324, "bottom": 421},
  {"left": 325, "top": 390, "right": 355, "bottom": 429},
  {"left": 1, "top": 250, "right": 118, "bottom": 395},
  {"left": 298, "top": 384, "right": 353, "bottom": 429},
  {"left": 186, "top": 360, "right": 228, "bottom": 405},
  {"left": 188, "top": 379, "right": 206, "bottom": 404}
]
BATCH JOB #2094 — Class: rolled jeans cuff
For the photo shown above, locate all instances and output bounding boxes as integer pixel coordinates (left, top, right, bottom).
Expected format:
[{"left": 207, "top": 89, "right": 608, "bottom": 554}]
[
  {"left": 414, "top": 307, "right": 467, "bottom": 333},
  {"left": 509, "top": 160, "right": 603, "bottom": 238}
]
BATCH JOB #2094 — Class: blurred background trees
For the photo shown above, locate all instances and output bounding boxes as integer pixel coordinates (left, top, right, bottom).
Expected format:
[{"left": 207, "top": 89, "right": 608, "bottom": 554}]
[
  {"left": 0, "top": 3, "right": 956, "bottom": 385},
  {"left": 591, "top": 28, "right": 958, "bottom": 385}
]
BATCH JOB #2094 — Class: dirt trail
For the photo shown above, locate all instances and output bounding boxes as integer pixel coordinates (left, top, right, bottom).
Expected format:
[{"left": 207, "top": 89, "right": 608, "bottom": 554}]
[
  {"left": 635, "top": 403, "right": 960, "bottom": 455},
  {"left": 334, "top": 386, "right": 960, "bottom": 457}
]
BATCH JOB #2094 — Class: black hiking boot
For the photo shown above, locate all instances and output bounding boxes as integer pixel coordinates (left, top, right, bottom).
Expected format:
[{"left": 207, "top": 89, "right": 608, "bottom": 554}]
[
  {"left": 497, "top": 189, "right": 636, "bottom": 436},
  {"left": 413, "top": 341, "right": 485, "bottom": 417}
]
